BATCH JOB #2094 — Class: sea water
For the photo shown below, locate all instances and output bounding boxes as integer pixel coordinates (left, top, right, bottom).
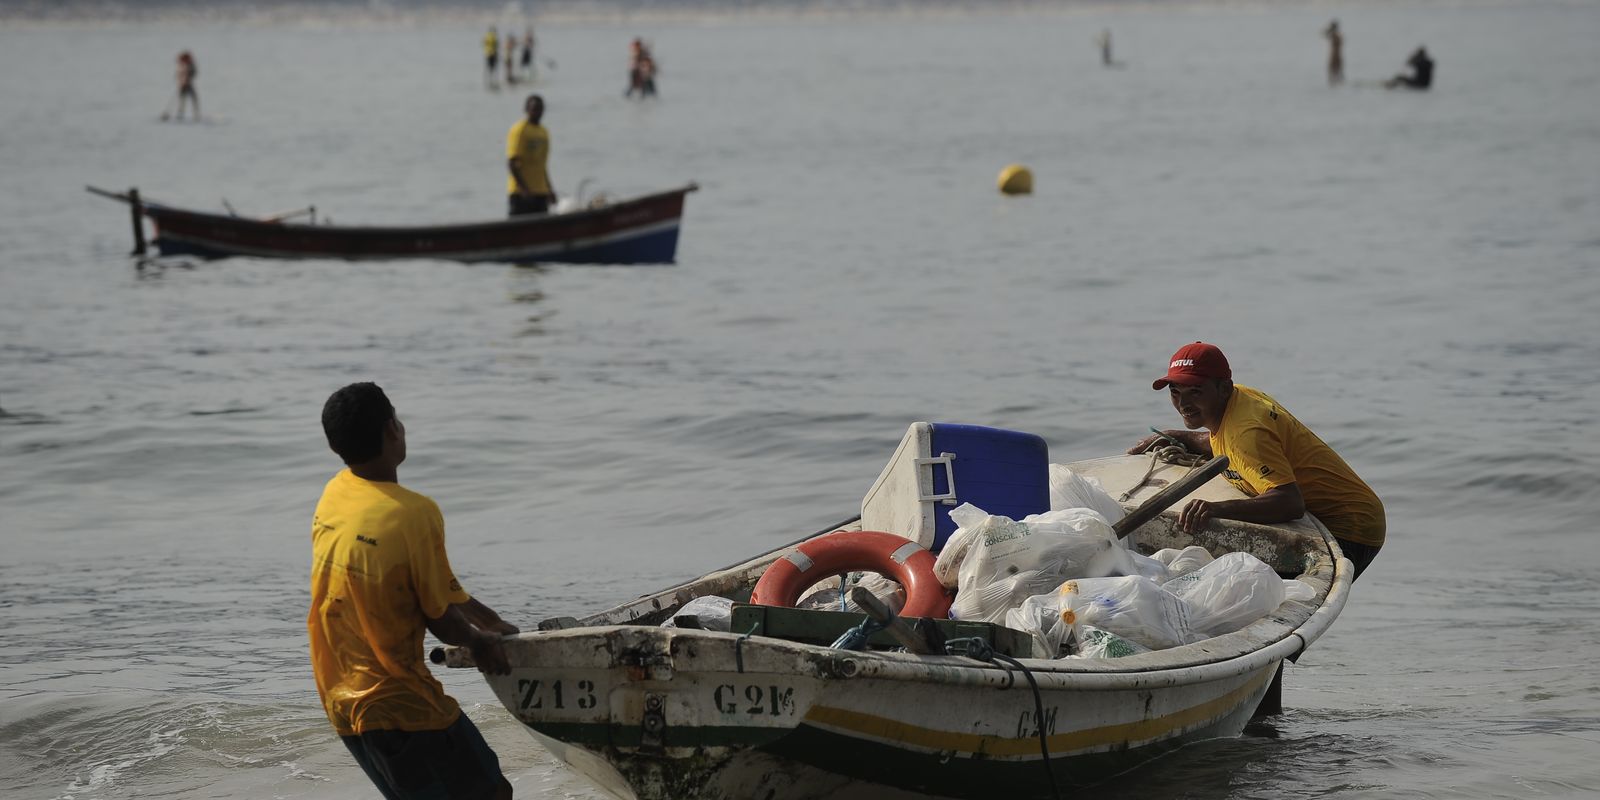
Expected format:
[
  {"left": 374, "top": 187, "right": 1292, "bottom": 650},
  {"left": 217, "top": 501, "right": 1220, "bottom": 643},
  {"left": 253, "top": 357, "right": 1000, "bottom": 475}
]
[{"left": 2, "top": 1, "right": 1599, "bottom": 797}]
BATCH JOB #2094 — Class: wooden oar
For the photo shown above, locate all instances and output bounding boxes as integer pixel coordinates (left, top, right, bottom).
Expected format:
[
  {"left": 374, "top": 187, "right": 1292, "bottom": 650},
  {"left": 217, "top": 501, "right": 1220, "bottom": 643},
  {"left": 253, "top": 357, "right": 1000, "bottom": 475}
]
[{"left": 1111, "top": 455, "right": 1229, "bottom": 539}]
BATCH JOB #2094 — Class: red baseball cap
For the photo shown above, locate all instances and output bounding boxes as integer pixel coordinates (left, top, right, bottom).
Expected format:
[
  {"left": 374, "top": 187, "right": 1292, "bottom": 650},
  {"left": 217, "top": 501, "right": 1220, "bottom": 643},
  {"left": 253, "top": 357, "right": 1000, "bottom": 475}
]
[{"left": 1152, "top": 342, "right": 1231, "bottom": 390}]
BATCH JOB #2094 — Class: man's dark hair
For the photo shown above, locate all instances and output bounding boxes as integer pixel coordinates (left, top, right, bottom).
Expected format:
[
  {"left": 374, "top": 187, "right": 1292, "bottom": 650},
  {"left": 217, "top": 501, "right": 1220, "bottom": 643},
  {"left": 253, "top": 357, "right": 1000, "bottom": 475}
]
[{"left": 322, "top": 382, "right": 394, "bottom": 465}]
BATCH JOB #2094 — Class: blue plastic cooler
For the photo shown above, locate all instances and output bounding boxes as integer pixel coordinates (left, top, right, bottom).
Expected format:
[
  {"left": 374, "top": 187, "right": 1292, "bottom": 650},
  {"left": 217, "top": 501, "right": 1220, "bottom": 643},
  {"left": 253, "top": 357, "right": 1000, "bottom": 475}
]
[{"left": 860, "top": 422, "right": 1051, "bottom": 552}]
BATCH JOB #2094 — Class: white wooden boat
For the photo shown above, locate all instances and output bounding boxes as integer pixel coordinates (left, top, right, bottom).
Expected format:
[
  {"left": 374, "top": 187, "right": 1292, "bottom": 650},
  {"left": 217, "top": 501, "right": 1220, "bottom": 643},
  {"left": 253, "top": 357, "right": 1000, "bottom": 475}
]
[{"left": 437, "top": 450, "right": 1352, "bottom": 799}]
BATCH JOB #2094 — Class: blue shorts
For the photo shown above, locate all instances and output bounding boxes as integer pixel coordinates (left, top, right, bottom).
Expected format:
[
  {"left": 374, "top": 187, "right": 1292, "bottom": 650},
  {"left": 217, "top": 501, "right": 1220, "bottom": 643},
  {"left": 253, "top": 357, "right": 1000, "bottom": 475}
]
[{"left": 341, "top": 712, "right": 507, "bottom": 800}]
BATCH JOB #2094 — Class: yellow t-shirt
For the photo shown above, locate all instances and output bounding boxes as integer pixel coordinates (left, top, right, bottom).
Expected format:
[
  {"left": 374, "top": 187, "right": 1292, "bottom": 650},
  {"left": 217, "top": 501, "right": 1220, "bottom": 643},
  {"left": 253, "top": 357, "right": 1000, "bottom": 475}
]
[
  {"left": 1209, "top": 385, "right": 1386, "bottom": 547},
  {"left": 506, "top": 120, "right": 551, "bottom": 195},
  {"left": 484, "top": 32, "right": 498, "bottom": 57},
  {"left": 307, "top": 469, "right": 472, "bottom": 735}
]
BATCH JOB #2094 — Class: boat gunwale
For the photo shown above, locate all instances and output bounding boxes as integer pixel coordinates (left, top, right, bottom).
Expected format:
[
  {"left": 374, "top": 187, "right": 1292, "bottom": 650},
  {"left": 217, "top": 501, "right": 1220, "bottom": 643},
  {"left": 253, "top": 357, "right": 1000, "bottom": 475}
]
[{"left": 138, "top": 183, "right": 699, "bottom": 237}]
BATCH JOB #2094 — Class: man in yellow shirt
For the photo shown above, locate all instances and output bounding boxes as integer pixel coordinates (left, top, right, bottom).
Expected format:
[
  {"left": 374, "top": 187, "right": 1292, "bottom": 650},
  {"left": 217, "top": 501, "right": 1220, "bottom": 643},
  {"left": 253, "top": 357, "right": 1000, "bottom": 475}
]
[
  {"left": 1128, "top": 342, "right": 1386, "bottom": 579},
  {"left": 309, "top": 382, "right": 518, "bottom": 798},
  {"left": 506, "top": 94, "right": 556, "bottom": 216}
]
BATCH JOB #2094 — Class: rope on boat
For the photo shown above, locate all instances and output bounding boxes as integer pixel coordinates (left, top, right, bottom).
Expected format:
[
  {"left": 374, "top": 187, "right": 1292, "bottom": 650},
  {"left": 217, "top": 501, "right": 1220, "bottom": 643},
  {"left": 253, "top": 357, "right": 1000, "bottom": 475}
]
[
  {"left": 1119, "top": 429, "right": 1210, "bottom": 502},
  {"left": 734, "top": 622, "right": 759, "bottom": 674},
  {"left": 944, "top": 638, "right": 1062, "bottom": 800}
]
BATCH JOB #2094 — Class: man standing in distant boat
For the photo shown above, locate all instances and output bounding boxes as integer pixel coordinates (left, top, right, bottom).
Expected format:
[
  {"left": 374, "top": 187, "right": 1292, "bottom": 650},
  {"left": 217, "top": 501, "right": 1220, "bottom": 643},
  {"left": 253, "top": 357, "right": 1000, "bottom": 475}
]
[
  {"left": 1127, "top": 342, "right": 1386, "bottom": 579},
  {"left": 309, "top": 382, "right": 519, "bottom": 799},
  {"left": 506, "top": 94, "right": 556, "bottom": 215},
  {"left": 1323, "top": 20, "right": 1344, "bottom": 86}
]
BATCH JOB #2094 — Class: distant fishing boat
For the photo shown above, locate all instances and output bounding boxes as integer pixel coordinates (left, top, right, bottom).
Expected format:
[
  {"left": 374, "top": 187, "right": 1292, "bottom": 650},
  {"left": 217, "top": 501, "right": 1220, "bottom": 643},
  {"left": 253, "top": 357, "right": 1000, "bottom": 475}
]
[
  {"left": 86, "top": 184, "right": 697, "bottom": 265},
  {"left": 433, "top": 424, "right": 1353, "bottom": 800}
]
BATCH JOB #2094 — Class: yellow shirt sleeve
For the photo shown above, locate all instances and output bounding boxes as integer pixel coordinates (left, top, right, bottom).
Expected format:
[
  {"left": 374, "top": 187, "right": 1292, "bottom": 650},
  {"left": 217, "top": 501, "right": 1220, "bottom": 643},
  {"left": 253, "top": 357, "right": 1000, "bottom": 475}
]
[
  {"left": 410, "top": 501, "right": 470, "bottom": 619},
  {"left": 1225, "top": 426, "right": 1296, "bottom": 494},
  {"left": 506, "top": 120, "right": 524, "bottom": 159}
]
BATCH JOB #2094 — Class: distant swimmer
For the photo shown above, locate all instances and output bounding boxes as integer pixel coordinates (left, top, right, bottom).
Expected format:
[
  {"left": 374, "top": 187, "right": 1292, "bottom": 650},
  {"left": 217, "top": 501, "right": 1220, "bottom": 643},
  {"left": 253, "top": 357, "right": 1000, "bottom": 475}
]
[
  {"left": 626, "top": 38, "right": 658, "bottom": 99},
  {"left": 164, "top": 51, "right": 199, "bottom": 122},
  {"left": 1323, "top": 20, "right": 1344, "bottom": 86},
  {"left": 1384, "top": 46, "right": 1434, "bottom": 90},
  {"left": 483, "top": 26, "right": 499, "bottom": 88},
  {"left": 1096, "top": 29, "right": 1123, "bottom": 68},
  {"left": 507, "top": 94, "right": 556, "bottom": 215}
]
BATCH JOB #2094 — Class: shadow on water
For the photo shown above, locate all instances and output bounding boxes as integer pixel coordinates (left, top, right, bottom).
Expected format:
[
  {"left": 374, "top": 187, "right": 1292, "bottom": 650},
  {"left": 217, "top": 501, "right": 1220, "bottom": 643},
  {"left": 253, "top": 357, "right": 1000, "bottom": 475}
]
[{"left": 1080, "top": 713, "right": 1395, "bottom": 799}]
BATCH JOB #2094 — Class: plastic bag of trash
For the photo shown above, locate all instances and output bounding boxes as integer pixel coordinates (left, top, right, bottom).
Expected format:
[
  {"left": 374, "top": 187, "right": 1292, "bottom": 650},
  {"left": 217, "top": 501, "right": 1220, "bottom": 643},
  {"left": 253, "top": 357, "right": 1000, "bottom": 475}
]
[
  {"left": 662, "top": 595, "right": 735, "bottom": 631},
  {"left": 932, "top": 504, "right": 987, "bottom": 589},
  {"left": 947, "top": 505, "right": 1128, "bottom": 624},
  {"left": 1122, "top": 550, "right": 1171, "bottom": 581},
  {"left": 1152, "top": 546, "right": 1215, "bottom": 579},
  {"left": 1283, "top": 579, "right": 1316, "bottom": 603},
  {"left": 1060, "top": 576, "right": 1201, "bottom": 650},
  {"left": 1004, "top": 590, "right": 1076, "bottom": 658},
  {"left": 1047, "top": 464, "right": 1127, "bottom": 525},
  {"left": 1162, "top": 552, "right": 1286, "bottom": 636},
  {"left": 796, "top": 572, "right": 906, "bottom": 615},
  {"left": 1070, "top": 624, "right": 1152, "bottom": 659}
]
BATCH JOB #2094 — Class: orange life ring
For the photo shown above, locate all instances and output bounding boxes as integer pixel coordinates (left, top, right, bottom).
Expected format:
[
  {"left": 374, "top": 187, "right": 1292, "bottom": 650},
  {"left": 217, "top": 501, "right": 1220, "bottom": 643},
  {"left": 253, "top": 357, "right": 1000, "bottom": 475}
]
[{"left": 750, "top": 531, "right": 953, "bottom": 619}]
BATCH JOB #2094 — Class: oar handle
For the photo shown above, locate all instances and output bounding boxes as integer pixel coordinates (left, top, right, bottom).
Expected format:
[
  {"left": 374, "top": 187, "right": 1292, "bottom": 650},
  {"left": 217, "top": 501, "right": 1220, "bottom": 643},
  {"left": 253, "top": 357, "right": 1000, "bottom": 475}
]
[
  {"left": 849, "top": 587, "right": 934, "bottom": 655},
  {"left": 1111, "top": 455, "right": 1230, "bottom": 539}
]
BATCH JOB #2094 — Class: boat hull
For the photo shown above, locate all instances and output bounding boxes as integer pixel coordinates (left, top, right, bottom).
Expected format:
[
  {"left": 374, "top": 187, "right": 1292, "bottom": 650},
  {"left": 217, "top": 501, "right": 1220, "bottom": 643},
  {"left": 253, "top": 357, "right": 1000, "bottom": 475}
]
[
  {"left": 441, "top": 453, "right": 1353, "bottom": 799},
  {"left": 472, "top": 622, "right": 1290, "bottom": 800},
  {"left": 142, "top": 186, "right": 695, "bottom": 264}
]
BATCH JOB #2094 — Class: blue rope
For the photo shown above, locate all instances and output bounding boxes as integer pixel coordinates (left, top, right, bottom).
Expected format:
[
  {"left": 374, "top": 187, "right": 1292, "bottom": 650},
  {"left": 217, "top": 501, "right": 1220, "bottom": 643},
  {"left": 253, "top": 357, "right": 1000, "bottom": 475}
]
[{"left": 830, "top": 616, "right": 886, "bottom": 651}]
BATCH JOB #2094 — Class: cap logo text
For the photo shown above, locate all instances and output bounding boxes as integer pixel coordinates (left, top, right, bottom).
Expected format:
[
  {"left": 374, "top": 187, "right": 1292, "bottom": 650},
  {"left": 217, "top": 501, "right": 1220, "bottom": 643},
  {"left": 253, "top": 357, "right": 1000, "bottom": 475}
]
[{"left": 1171, "top": 359, "right": 1195, "bottom": 368}]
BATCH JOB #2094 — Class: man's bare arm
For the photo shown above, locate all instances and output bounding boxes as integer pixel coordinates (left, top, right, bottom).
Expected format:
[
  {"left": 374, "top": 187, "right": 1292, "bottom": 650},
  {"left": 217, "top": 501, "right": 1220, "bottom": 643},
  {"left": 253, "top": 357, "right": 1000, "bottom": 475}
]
[
  {"left": 463, "top": 597, "right": 519, "bottom": 635},
  {"left": 1177, "top": 483, "right": 1306, "bottom": 534},
  {"left": 426, "top": 603, "right": 512, "bottom": 675},
  {"left": 508, "top": 157, "right": 530, "bottom": 194}
]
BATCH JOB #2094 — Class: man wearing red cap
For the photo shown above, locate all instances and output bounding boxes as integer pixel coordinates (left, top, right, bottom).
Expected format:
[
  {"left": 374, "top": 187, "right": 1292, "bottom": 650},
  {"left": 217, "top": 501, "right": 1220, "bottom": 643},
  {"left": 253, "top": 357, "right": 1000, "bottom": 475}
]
[{"left": 1128, "top": 342, "right": 1385, "bottom": 578}]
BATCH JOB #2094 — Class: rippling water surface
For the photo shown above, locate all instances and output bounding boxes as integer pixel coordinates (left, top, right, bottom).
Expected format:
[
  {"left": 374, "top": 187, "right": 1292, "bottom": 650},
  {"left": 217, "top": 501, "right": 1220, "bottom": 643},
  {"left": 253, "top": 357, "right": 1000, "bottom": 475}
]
[{"left": 3, "top": 1, "right": 1599, "bottom": 798}]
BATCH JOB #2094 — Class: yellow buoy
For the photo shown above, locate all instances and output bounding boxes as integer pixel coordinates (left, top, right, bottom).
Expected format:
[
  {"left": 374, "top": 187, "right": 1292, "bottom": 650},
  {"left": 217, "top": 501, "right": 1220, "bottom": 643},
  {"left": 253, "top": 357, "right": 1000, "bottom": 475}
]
[{"left": 997, "top": 164, "right": 1033, "bottom": 195}]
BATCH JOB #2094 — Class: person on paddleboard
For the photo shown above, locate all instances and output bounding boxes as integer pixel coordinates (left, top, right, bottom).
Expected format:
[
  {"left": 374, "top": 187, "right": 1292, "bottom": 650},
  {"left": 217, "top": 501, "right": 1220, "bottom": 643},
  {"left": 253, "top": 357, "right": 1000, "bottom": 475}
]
[
  {"left": 168, "top": 51, "right": 199, "bottom": 121},
  {"left": 309, "top": 382, "right": 519, "bottom": 799},
  {"left": 483, "top": 26, "right": 500, "bottom": 88},
  {"left": 521, "top": 26, "right": 535, "bottom": 80},
  {"left": 1127, "top": 342, "right": 1386, "bottom": 579},
  {"left": 1323, "top": 20, "right": 1344, "bottom": 86},
  {"left": 626, "top": 37, "right": 657, "bottom": 98},
  {"left": 506, "top": 93, "right": 556, "bottom": 215}
]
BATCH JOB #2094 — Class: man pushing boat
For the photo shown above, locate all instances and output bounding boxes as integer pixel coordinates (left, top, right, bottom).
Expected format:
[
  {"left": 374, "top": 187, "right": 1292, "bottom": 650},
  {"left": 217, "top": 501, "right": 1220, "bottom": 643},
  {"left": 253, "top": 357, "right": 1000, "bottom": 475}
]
[
  {"left": 1127, "top": 342, "right": 1386, "bottom": 579},
  {"left": 308, "top": 382, "right": 519, "bottom": 798}
]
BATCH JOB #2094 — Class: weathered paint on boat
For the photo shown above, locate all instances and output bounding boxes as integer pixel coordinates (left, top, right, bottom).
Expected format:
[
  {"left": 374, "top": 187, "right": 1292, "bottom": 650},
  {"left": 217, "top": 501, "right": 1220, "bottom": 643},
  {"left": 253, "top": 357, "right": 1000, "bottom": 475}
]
[{"left": 441, "top": 454, "right": 1354, "bottom": 799}]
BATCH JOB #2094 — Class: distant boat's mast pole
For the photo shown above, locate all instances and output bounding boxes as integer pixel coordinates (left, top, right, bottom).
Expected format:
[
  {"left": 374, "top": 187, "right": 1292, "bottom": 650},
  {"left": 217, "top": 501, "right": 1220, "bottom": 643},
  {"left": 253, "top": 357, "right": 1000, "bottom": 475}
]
[{"left": 128, "top": 187, "right": 147, "bottom": 255}]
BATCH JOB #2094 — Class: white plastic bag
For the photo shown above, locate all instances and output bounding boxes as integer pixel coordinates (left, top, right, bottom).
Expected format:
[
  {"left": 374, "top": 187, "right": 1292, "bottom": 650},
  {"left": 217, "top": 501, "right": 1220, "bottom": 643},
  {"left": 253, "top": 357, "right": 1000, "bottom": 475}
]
[
  {"left": 1060, "top": 576, "right": 1201, "bottom": 650},
  {"left": 662, "top": 595, "right": 735, "bottom": 631},
  {"left": 1004, "top": 590, "right": 1076, "bottom": 658},
  {"left": 932, "top": 504, "right": 986, "bottom": 589},
  {"left": 1152, "top": 546, "right": 1215, "bottom": 579},
  {"left": 1047, "top": 465, "right": 1127, "bottom": 525},
  {"left": 1162, "top": 552, "right": 1286, "bottom": 636},
  {"left": 1282, "top": 579, "right": 1316, "bottom": 603},
  {"left": 1122, "top": 550, "right": 1171, "bottom": 581},
  {"left": 947, "top": 505, "right": 1126, "bottom": 624},
  {"left": 796, "top": 572, "right": 906, "bottom": 615},
  {"left": 1070, "top": 624, "right": 1152, "bottom": 659}
]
